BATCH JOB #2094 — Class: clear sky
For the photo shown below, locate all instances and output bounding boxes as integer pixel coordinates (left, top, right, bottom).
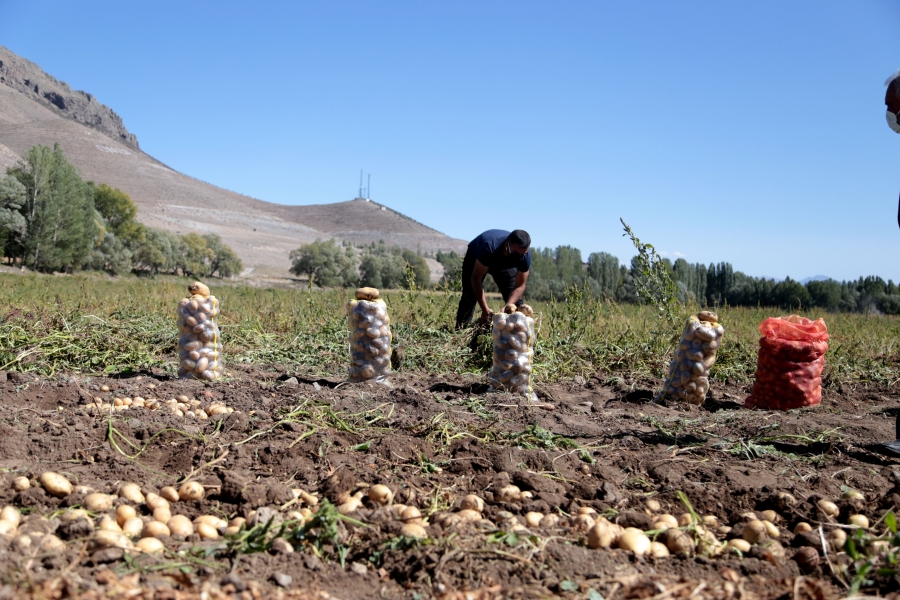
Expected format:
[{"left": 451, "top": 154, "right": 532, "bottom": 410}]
[{"left": 2, "top": 2, "right": 899, "bottom": 282}]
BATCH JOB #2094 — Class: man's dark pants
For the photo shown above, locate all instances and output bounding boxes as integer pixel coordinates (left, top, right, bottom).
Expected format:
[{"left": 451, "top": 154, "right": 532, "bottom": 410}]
[{"left": 455, "top": 250, "right": 521, "bottom": 328}]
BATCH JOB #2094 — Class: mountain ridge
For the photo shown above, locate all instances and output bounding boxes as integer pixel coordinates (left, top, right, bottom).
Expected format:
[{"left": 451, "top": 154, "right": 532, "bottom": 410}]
[{"left": 0, "top": 46, "right": 467, "bottom": 277}]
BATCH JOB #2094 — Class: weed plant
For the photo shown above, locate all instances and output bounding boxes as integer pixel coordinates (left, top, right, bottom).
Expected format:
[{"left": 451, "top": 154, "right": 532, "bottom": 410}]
[{"left": 0, "top": 272, "right": 899, "bottom": 388}]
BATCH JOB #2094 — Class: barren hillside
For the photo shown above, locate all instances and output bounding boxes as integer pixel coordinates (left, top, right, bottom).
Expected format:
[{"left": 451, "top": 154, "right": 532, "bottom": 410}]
[{"left": 0, "top": 46, "right": 466, "bottom": 277}]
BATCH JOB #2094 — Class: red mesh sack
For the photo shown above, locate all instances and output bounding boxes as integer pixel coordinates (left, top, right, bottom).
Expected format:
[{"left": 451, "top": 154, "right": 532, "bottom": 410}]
[{"left": 744, "top": 315, "right": 829, "bottom": 411}]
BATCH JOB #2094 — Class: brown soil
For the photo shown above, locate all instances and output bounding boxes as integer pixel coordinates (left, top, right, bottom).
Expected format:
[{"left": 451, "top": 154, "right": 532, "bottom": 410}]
[{"left": 0, "top": 366, "right": 898, "bottom": 599}]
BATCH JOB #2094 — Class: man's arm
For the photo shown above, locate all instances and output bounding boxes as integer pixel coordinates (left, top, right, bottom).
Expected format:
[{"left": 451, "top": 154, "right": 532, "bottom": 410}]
[
  {"left": 471, "top": 260, "right": 492, "bottom": 320},
  {"left": 503, "top": 270, "right": 530, "bottom": 312}
]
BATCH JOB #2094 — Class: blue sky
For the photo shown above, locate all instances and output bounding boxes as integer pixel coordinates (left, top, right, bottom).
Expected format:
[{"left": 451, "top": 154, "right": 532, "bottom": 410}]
[{"left": 2, "top": 2, "right": 899, "bottom": 282}]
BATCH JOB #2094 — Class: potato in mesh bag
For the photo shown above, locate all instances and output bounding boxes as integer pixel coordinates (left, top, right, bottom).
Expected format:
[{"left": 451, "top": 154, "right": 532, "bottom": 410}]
[
  {"left": 488, "top": 308, "right": 536, "bottom": 396},
  {"left": 177, "top": 282, "right": 223, "bottom": 381},
  {"left": 347, "top": 288, "right": 391, "bottom": 382},
  {"left": 657, "top": 311, "right": 723, "bottom": 405}
]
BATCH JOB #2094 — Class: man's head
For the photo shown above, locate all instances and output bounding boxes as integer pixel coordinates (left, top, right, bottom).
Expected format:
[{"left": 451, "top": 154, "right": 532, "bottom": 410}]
[
  {"left": 506, "top": 230, "right": 531, "bottom": 256},
  {"left": 886, "top": 70, "right": 900, "bottom": 133}
]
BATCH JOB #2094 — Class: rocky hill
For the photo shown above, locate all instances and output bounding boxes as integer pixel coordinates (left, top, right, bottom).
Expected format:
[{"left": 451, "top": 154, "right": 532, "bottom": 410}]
[{"left": 0, "top": 46, "right": 467, "bottom": 278}]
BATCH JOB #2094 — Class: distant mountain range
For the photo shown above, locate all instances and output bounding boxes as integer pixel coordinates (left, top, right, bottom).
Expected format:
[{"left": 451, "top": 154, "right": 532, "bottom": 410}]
[
  {"left": 0, "top": 46, "right": 466, "bottom": 278},
  {"left": 799, "top": 275, "right": 832, "bottom": 285}
]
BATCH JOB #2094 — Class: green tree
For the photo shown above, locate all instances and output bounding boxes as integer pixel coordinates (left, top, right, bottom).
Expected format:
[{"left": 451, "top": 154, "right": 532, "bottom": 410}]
[
  {"left": 8, "top": 144, "right": 96, "bottom": 272},
  {"left": 0, "top": 175, "right": 27, "bottom": 257},
  {"left": 401, "top": 248, "right": 430, "bottom": 288},
  {"left": 176, "top": 233, "right": 214, "bottom": 277},
  {"left": 772, "top": 277, "right": 811, "bottom": 309},
  {"left": 131, "top": 227, "right": 174, "bottom": 274},
  {"left": 435, "top": 250, "right": 463, "bottom": 289},
  {"left": 806, "top": 279, "right": 841, "bottom": 312},
  {"left": 587, "top": 252, "right": 620, "bottom": 298},
  {"left": 91, "top": 183, "right": 141, "bottom": 240},
  {"left": 85, "top": 231, "right": 133, "bottom": 274},
  {"left": 203, "top": 233, "right": 244, "bottom": 278},
  {"left": 289, "top": 239, "right": 358, "bottom": 287},
  {"left": 554, "top": 245, "right": 583, "bottom": 283}
]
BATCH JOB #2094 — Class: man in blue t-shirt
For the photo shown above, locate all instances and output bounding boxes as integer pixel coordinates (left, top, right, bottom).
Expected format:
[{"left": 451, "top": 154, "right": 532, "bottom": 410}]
[
  {"left": 455, "top": 229, "right": 532, "bottom": 328},
  {"left": 887, "top": 71, "right": 900, "bottom": 226}
]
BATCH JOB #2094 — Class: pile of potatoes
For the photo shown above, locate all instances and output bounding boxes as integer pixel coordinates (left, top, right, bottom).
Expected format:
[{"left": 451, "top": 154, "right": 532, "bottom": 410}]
[
  {"left": 177, "top": 282, "right": 223, "bottom": 381},
  {"left": 0, "top": 471, "right": 322, "bottom": 557},
  {"left": 347, "top": 288, "right": 392, "bottom": 383},
  {"left": 1, "top": 467, "right": 880, "bottom": 579},
  {"left": 658, "top": 311, "right": 724, "bottom": 405},
  {"left": 84, "top": 392, "right": 234, "bottom": 420},
  {"left": 487, "top": 305, "right": 536, "bottom": 396}
]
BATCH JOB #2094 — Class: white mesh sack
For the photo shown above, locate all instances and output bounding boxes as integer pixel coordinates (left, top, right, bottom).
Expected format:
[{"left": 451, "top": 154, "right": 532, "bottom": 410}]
[
  {"left": 487, "top": 306, "right": 536, "bottom": 396},
  {"left": 657, "top": 311, "right": 724, "bottom": 405},
  {"left": 177, "top": 281, "right": 223, "bottom": 381},
  {"left": 347, "top": 287, "right": 391, "bottom": 383}
]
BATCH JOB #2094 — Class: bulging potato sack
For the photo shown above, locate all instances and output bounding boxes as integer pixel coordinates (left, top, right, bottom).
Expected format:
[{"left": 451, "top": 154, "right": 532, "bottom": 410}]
[
  {"left": 744, "top": 315, "right": 828, "bottom": 411},
  {"left": 347, "top": 288, "right": 391, "bottom": 383},
  {"left": 487, "top": 308, "right": 536, "bottom": 397},
  {"left": 177, "top": 282, "right": 223, "bottom": 381},
  {"left": 657, "top": 312, "right": 723, "bottom": 405}
]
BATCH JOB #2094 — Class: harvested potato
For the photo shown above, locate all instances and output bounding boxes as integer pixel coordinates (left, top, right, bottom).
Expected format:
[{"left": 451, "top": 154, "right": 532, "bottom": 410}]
[
  {"left": 496, "top": 485, "right": 522, "bottom": 503},
  {"left": 727, "top": 539, "right": 752, "bottom": 553},
  {"left": 167, "top": 515, "right": 193, "bottom": 537},
  {"left": 159, "top": 485, "right": 181, "bottom": 502},
  {"left": 135, "top": 537, "right": 165, "bottom": 554},
  {"left": 39, "top": 472, "right": 72, "bottom": 498},
  {"left": 196, "top": 523, "right": 219, "bottom": 540},
  {"left": 742, "top": 520, "right": 768, "bottom": 544},
  {"left": 83, "top": 493, "right": 113, "bottom": 512},
  {"left": 664, "top": 528, "right": 695, "bottom": 555},
  {"left": 400, "top": 506, "right": 423, "bottom": 524},
  {"left": 650, "top": 541, "right": 671, "bottom": 557},
  {"left": 400, "top": 523, "right": 427, "bottom": 539},
  {"left": 12, "top": 477, "right": 30, "bottom": 492},
  {"left": 847, "top": 514, "right": 869, "bottom": 529},
  {"left": 142, "top": 521, "right": 170, "bottom": 539},
  {"left": 91, "top": 530, "right": 132, "bottom": 551},
  {"left": 817, "top": 500, "right": 839, "bottom": 518},
  {"left": 525, "top": 512, "right": 544, "bottom": 527},
  {"left": 618, "top": 528, "right": 651, "bottom": 555},
  {"left": 460, "top": 495, "right": 484, "bottom": 513},
  {"left": 368, "top": 484, "right": 393, "bottom": 505},
  {"left": 116, "top": 505, "right": 137, "bottom": 527},
  {"left": 586, "top": 522, "right": 617, "bottom": 549},
  {"left": 0, "top": 506, "right": 21, "bottom": 528},
  {"left": 118, "top": 483, "right": 144, "bottom": 504},
  {"left": 145, "top": 493, "right": 169, "bottom": 511},
  {"left": 122, "top": 517, "right": 144, "bottom": 538},
  {"left": 178, "top": 481, "right": 204, "bottom": 502}
]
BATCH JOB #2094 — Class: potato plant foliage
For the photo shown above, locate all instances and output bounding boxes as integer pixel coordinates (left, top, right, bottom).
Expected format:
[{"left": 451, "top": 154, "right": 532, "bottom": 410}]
[{"left": 1, "top": 272, "right": 899, "bottom": 389}]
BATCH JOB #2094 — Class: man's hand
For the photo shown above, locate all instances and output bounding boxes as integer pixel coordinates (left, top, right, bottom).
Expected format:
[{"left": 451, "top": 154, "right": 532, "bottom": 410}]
[
  {"left": 503, "top": 303, "right": 517, "bottom": 314},
  {"left": 479, "top": 308, "right": 494, "bottom": 324}
]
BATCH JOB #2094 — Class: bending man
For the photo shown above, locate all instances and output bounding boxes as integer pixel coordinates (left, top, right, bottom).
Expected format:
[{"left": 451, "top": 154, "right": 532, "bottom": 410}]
[
  {"left": 887, "top": 70, "right": 900, "bottom": 226},
  {"left": 455, "top": 229, "right": 531, "bottom": 328}
]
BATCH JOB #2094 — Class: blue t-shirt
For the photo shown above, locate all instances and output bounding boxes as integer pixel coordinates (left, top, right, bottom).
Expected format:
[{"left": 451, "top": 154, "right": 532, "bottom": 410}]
[{"left": 468, "top": 229, "right": 532, "bottom": 272}]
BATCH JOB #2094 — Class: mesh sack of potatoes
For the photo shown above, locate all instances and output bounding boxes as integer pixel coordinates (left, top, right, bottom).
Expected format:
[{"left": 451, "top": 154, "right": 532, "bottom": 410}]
[
  {"left": 657, "top": 311, "right": 723, "bottom": 405},
  {"left": 176, "top": 282, "right": 223, "bottom": 381},
  {"left": 744, "top": 315, "right": 828, "bottom": 411},
  {"left": 347, "top": 287, "right": 392, "bottom": 382},
  {"left": 487, "top": 305, "right": 536, "bottom": 396}
]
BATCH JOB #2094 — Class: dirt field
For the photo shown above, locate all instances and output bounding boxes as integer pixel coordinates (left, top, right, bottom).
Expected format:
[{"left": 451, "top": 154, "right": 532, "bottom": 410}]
[{"left": 0, "top": 362, "right": 897, "bottom": 599}]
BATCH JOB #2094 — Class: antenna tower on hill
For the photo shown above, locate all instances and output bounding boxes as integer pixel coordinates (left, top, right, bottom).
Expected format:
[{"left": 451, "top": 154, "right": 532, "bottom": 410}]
[{"left": 357, "top": 169, "right": 372, "bottom": 200}]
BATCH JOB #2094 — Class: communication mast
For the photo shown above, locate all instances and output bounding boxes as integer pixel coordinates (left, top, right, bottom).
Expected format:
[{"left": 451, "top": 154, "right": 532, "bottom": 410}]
[{"left": 357, "top": 170, "right": 372, "bottom": 200}]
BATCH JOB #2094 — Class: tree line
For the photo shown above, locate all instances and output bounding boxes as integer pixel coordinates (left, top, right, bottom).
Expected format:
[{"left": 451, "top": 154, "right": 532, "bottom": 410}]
[
  {"left": 289, "top": 239, "right": 430, "bottom": 289},
  {"left": 0, "top": 144, "right": 242, "bottom": 277},
  {"left": 515, "top": 245, "right": 900, "bottom": 314}
]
